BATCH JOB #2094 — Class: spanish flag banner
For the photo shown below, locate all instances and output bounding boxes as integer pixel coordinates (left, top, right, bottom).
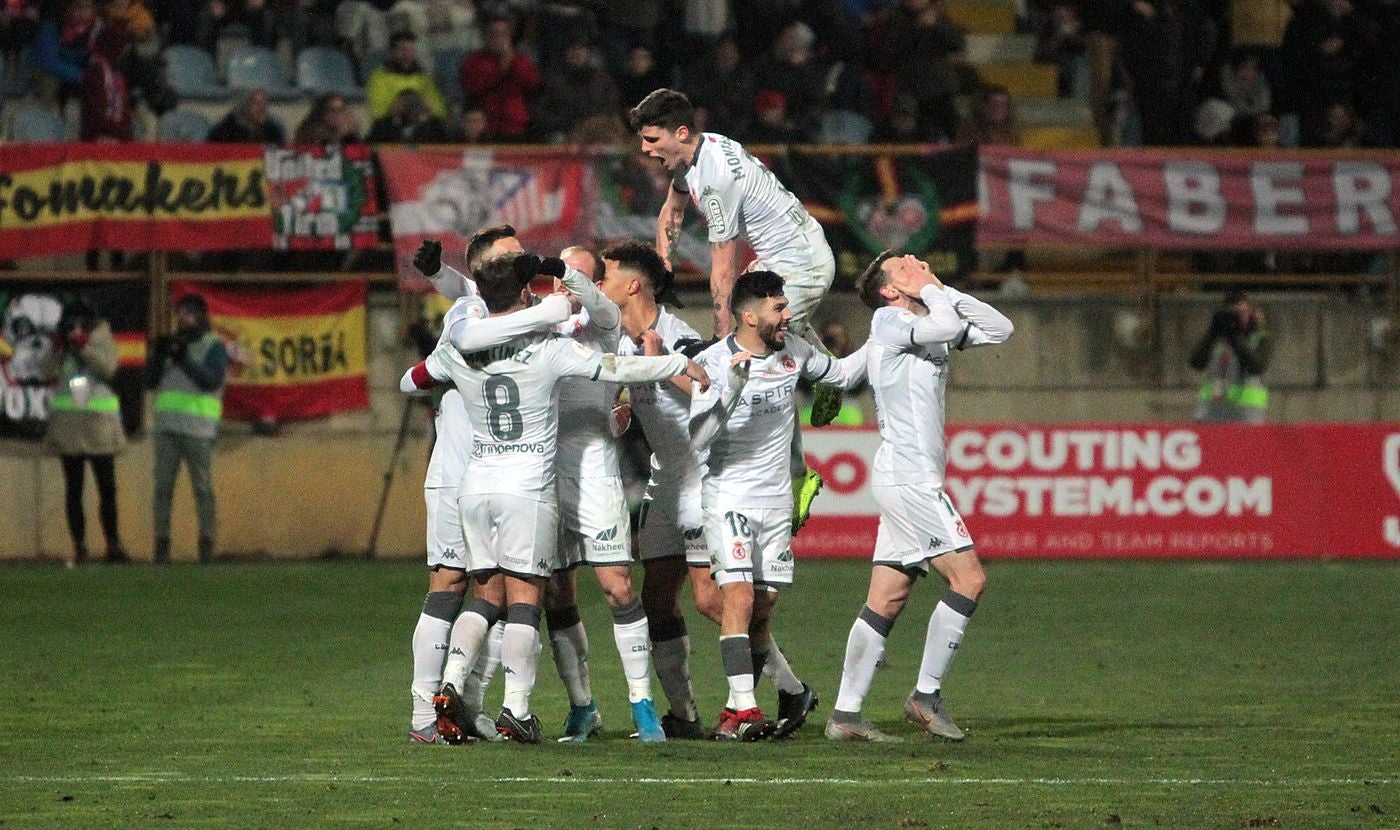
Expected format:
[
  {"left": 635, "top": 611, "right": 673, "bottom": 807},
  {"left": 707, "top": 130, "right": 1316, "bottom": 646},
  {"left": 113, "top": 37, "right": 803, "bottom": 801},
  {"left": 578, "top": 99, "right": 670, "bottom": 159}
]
[
  {"left": 0, "top": 143, "right": 271, "bottom": 257},
  {"left": 170, "top": 281, "right": 369, "bottom": 422}
]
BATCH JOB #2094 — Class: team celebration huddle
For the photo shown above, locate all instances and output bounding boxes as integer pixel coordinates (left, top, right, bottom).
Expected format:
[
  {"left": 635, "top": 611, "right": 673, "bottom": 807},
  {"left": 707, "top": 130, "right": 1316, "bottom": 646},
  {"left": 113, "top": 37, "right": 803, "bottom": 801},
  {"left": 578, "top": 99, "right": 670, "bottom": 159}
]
[{"left": 398, "top": 89, "right": 1013, "bottom": 745}]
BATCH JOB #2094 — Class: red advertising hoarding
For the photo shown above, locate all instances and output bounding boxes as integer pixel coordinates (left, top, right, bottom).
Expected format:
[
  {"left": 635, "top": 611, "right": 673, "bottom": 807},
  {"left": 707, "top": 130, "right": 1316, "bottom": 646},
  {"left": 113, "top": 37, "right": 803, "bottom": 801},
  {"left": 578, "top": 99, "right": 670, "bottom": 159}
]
[{"left": 796, "top": 424, "right": 1400, "bottom": 559}]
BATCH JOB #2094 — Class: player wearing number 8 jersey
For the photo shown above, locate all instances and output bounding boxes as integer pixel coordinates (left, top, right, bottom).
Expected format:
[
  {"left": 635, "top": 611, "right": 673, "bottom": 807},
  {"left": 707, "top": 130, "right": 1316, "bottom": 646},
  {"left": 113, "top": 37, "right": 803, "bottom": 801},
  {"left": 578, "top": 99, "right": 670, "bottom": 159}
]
[
  {"left": 689, "top": 271, "right": 866, "bottom": 739},
  {"left": 826, "top": 253, "right": 1013, "bottom": 744},
  {"left": 403, "top": 252, "right": 710, "bottom": 742}
]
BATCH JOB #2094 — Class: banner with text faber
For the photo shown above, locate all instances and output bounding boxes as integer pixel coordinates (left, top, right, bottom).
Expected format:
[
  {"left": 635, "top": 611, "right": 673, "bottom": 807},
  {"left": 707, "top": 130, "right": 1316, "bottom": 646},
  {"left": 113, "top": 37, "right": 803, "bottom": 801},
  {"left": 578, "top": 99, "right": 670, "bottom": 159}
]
[
  {"left": 0, "top": 143, "right": 270, "bottom": 257},
  {"left": 169, "top": 281, "right": 369, "bottom": 422}
]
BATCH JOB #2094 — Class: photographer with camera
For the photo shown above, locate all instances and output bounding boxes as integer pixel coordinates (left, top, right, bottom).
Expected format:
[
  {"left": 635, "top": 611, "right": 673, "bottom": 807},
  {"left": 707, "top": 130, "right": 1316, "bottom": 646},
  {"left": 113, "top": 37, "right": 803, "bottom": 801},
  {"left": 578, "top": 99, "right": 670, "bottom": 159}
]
[
  {"left": 42, "top": 297, "right": 128, "bottom": 567},
  {"left": 145, "top": 294, "right": 228, "bottom": 564},
  {"left": 1189, "top": 290, "right": 1272, "bottom": 424}
]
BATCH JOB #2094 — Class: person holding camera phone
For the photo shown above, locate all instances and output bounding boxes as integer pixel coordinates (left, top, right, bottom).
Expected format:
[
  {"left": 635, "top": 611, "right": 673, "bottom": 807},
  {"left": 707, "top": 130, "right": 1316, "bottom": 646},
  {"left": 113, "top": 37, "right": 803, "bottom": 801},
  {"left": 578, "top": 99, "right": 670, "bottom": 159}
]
[
  {"left": 42, "top": 297, "right": 128, "bottom": 567},
  {"left": 1189, "top": 290, "right": 1272, "bottom": 424},
  {"left": 146, "top": 294, "right": 228, "bottom": 564}
]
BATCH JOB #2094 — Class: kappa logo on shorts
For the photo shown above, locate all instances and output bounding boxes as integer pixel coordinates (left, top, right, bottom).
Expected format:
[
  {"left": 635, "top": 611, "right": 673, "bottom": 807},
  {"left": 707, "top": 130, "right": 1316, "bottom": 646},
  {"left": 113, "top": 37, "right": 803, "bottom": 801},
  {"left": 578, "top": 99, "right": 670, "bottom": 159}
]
[
  {"left": 927, "top": 536, "right": 944, "bottom": 550},
  {"left": 595, "top": 526, "right": 619, "bottom": 542},
  {"left": 683, "top": 527, "right": 704, "bottom": 541},
  {"left": 441, "top": 548, "right": 460, "bottom": 560},
  {"left": 776, "top": 548, "right": 793, "bottom": 563},
  {"left": 731, "top": 541, "right": 748, "bottom": 561}
]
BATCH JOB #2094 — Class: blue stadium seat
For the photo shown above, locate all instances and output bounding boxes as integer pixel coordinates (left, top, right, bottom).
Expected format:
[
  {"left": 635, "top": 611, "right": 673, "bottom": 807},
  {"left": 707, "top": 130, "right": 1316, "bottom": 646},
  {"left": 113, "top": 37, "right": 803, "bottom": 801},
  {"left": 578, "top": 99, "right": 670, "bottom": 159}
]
[
  {"left": 296, "top": 46, "right": 364, "bottom": 102},
  {"left": 433, "top": 47, "right": 466, "bottom": 105},
  {"left": 225, "top": 44, "right": 300, "bottom": 101},
  {"left": 163, "top": 45, "right": 231, "bottom": 101},
  {"left": 157, "top": 108, "right": 213, "bottom": 142},
  {"left": 6, "top": 104, "right": 66, "bottom": 141}
]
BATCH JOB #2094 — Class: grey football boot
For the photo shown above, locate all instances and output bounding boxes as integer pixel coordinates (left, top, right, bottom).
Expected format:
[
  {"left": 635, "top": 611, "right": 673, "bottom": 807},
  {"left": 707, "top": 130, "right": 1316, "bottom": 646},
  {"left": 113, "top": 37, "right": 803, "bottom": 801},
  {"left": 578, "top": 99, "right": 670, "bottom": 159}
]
[
  {"left": 824, "top": 709, "right": 903, "bottom": 743},
  {"left": 903, "top": 690, "right": 965, "bottom": 741}
]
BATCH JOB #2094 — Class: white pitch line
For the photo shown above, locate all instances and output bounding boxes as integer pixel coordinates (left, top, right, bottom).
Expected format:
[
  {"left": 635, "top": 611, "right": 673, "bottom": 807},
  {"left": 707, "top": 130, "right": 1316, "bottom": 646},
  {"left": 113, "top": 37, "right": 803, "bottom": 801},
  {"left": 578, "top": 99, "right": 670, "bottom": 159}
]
[{"left": 6, "top": 775, "right": 1394, "bottom": 787}]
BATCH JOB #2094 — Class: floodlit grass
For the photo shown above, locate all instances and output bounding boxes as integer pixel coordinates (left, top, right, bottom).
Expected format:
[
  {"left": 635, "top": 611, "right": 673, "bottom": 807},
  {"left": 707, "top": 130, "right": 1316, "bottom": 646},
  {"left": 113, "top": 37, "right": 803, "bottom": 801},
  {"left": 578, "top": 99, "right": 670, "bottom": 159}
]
[{"left": 1, "top": 559, "right": 1395, "bottom": 829}]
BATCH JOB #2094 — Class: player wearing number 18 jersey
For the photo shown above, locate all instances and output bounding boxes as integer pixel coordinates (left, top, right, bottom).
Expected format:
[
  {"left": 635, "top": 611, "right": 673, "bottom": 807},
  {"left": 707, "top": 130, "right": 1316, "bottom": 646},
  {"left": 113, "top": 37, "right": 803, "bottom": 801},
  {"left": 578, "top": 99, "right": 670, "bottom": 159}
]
[{"left": 826, "top": 253, "right": 1013, "bottom": 744}]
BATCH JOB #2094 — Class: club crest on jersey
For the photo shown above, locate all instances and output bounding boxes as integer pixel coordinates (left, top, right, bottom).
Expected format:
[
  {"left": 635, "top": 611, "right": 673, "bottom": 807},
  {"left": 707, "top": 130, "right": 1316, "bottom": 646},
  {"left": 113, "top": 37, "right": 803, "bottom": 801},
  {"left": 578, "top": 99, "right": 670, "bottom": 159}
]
[
  {"left": 730, "top": 540, "right": 748, "bottom": 561},
  {"left": 781, "top": 354, "right": 796, "bottom": 373}
]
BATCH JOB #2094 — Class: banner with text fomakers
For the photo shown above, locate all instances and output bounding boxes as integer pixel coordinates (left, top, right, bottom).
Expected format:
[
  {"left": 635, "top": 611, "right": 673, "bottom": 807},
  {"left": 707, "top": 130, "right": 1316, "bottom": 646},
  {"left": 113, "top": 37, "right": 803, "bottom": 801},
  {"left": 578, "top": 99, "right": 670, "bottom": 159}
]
[
  {"left": 796, "top": 425, "right": 1400, "bottom": 559},
  {"left": 169, "top": 281, "right": 369, "bottom": 422},
  {"left": 979, "top": 147, "right": 1400, "bottom": 250}
]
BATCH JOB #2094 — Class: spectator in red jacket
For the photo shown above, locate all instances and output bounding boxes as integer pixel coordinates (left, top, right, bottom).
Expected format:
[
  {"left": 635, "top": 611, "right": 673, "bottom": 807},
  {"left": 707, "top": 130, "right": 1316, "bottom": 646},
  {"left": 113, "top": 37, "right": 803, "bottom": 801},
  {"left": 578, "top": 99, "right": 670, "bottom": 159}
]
[
  {"left": 459, "top": 14, "right": 540, "bottom": 140},
  {"left": 79, "top": 19, "right": 132, "bottom": 141}
]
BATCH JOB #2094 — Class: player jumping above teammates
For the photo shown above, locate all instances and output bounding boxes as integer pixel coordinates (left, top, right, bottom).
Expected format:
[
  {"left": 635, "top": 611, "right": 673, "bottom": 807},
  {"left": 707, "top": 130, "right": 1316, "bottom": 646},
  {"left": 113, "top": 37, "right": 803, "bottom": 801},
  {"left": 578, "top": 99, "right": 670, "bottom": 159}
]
[
  {"left": 402, "top": 252, "right": 710, "bottom": 743},
  {"left": 689, "top": 271, "right": 867, "bottom": 740},
  {"left": 598, "top": 241, "right": 820, "bottom": 739},
  {"left": 405, "top": 229, "right": 570, "bottom": 745},
  {"left": 628, "top": 88, "right": 837, "bottom": 536},
  {"left": 826, "top": 253, "right": 1013, "bottom": 743}
]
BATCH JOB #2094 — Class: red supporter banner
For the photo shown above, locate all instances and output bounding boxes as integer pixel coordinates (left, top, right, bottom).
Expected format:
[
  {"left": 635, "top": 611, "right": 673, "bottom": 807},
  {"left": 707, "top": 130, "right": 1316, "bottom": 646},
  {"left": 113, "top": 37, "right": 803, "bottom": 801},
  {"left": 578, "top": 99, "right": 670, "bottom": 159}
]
[
  {"left": 265, "top": 144, "right": 381, "bottom": 251},
  {"left": 979, "top": 146, "right": 1400, "bottom": 250},
  {"left": 796, "top": 424, "right": 1400, "bottom": 560},
  {"left": 170, "top": 281, "right": 369, "bottom": 422},
  {"left": 378, "top": 148, "right": 593, "bottom": 290},
  {"left": 0, "top": 143, "right": 270, "bottom": 257}
]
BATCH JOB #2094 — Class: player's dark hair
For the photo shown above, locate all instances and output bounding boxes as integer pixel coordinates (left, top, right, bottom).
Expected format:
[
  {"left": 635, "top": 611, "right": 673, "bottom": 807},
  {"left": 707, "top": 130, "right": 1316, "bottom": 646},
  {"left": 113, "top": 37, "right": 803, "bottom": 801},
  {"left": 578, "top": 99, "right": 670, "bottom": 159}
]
[
  {"left": 475, "top": 253, "right": 531, "bottom": 313},
  {"left": 601, "top": 240, "right": 670, "bottom": 293},
  {"left": 628, "top": 88, "right": 696, "bottom": 133},
  {"left": 730, "top": 270, "right": 785, "bottom": 316},
  {"left": 855, "top": 250, "right": 897, "bottom": 310},
  {"left": 466, "top": 224, "right": 517, "bottom": 276}
]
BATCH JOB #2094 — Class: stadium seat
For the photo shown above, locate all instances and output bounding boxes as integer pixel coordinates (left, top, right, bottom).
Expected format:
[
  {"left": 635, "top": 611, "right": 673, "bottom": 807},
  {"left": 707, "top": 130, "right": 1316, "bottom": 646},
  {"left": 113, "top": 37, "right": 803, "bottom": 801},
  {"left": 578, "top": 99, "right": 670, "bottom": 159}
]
[
  {"left": 6, "top": 104, "right": 66, "bottom": 141},
  {"left": 296, "top": 46, "right": 364, "bottom": 101},
  {"left": 978, "top": 63, "right": 1059, "bottom": 99},
  {"left": 433, "top": 47, "right": 466, "bottom": 105},
  {"left": 818, "top": 110, "right": 873, "bottom": 144},
  {"left": 163, "top": 45, "right": 231, "bottom": 101},
  {"left": 1020, "top": 125, "right": 1102, "bottom": 150},
  {"left": 225, "top": 44, "right": 300, "bottom": 101},
  {"left": 157, "top": 108, "right": 213, "bottom": 141}
]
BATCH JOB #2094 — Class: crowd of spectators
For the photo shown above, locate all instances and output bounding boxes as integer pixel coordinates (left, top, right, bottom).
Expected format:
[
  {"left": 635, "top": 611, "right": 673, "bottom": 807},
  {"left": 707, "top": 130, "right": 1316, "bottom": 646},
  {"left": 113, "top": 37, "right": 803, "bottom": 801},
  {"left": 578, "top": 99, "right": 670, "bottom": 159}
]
[{"left": 0, "top": 0, "right": 1397, "bottom": 149}]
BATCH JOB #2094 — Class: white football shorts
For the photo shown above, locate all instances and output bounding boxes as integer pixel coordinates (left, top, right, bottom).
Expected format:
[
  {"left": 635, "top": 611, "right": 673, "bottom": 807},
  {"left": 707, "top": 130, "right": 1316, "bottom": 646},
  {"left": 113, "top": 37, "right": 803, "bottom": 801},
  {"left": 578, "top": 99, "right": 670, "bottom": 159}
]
[
  {"left": 425, "top": 486, "right": 468, "bottom": 570},
  {"left": 702, "top": 499, "right": 794, "bottom": 589},
  {"left": 557, "top": 474, "right": 632, "bottom": 568},
  {"left": 458, "top": 491, "right": 559, "bottom": 579},
  {"left": 637, "top": 466, "right": 706, "bottom": 567},
  {"left": 753, "top": 219, "right": 835, "bottom": 338},
  {"left": 871, "top": 483, "right": 975, "bottom": 575}
]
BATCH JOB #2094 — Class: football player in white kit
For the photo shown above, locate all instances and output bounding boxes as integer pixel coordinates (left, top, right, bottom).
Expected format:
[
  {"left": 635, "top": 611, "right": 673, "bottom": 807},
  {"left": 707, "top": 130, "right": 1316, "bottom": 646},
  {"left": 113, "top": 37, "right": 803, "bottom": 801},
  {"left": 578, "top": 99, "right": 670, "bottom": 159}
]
[
  {"left": 404, "top": 227, "right": 570, "bottom": 744},
  {"left": 628, "top": 88, "right": 839, "bottom": 536},
  {"left": 402, "top": 252, "right": 710, "bottom": 743},
  {"left": 689, "top": 271, "right": 867, "bottom": 739},
  {"left": 597, "top": 241, "right": 821, "bottom": 738},
  {"left": 825, "top": 253, "right": 1013, "bottom": 743}
]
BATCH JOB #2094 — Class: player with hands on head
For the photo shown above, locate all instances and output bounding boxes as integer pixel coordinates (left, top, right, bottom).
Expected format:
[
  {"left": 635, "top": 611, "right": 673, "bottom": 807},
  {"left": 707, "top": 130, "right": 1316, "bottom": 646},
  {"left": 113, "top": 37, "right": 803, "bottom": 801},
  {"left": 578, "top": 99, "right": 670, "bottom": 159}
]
[{"left": 826, "top": 251, "right": 1012, "bottom": 743}]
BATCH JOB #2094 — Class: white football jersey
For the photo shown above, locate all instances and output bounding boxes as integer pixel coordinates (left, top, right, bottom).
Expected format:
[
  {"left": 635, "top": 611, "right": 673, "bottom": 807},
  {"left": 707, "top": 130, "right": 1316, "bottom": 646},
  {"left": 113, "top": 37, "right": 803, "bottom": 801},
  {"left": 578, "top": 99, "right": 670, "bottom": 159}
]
[
  {"left": 691, "top": 333, "right": 853, "bottom": 507},
  {"left": 679, "top": 133, "right": 830, "bottom": 275},
  {"left": 868, "top": 286, "right": 1014, "bottom": 487},
  {"left": 424, "top": 295, "right": 487, "bottom": 489},
  {"left": 425, "top": 333, "right": 688, "bottom": 497},
  {"left": 555, "top": 306, "right": 622, "bottom": 477},
  {"left": 617, "top": 308, "right": 704, "bottom": 482}
]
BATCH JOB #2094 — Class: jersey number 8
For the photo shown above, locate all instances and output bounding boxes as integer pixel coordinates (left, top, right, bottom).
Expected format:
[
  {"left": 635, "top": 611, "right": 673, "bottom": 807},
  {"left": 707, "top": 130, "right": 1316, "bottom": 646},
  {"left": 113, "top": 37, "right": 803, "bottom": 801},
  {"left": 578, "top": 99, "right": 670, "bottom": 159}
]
[{"left": 483, "top": 376, "right": 523, "bottom": 441}]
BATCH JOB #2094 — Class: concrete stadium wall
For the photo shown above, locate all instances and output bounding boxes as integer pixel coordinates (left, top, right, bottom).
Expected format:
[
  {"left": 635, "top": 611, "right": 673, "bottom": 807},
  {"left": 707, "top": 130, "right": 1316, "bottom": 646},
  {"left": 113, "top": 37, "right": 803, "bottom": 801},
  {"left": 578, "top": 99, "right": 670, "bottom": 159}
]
[{"left": 3, "top": 289, "right": 1396, "bottom": 562}]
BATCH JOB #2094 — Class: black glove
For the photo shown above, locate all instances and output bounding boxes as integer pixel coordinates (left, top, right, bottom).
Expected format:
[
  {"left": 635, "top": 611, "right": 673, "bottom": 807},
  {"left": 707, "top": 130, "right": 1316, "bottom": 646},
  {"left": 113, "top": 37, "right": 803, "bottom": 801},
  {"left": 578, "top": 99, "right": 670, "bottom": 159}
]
[
  {"left": 538, "top": 256, "right": 566, "bottom": 278},
  {"left": 414, "top": 239, "right": 442, "bottom": 277},
  {"left": 511, "top": 253, "right": 544, "bottom": 285}
]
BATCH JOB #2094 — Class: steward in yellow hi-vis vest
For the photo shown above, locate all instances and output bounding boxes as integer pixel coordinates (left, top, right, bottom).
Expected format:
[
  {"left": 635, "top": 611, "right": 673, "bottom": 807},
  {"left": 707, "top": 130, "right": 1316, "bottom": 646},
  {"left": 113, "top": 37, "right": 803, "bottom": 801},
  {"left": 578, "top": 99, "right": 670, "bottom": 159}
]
[
  {"left": 42, "top": 298, "right": 129, "bottom": 565},
  {"left": 1189, "top": 291, "right": 1272, "bottom": 424},
  {"left": 146, "top": 294, "right": 228, "bottom": 564}
]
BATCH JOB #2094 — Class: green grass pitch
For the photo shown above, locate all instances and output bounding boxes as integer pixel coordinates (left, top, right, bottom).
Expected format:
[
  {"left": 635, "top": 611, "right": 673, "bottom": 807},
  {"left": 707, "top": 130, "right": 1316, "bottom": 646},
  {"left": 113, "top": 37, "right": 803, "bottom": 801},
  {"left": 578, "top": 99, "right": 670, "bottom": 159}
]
[{"left": 1, "top": 559, "right": 1395, "bottom": 829}]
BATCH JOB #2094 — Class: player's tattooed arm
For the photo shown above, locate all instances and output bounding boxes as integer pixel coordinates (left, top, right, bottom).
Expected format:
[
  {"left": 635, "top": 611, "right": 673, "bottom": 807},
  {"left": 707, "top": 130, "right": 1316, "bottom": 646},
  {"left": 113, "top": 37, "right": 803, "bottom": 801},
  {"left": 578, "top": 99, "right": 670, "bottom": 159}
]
[
  {"left": 656, "top": 186, "right": 689, "bottom": 269},
  {"left": 708, "top": 238, "right": 740, "bottom": 336}
]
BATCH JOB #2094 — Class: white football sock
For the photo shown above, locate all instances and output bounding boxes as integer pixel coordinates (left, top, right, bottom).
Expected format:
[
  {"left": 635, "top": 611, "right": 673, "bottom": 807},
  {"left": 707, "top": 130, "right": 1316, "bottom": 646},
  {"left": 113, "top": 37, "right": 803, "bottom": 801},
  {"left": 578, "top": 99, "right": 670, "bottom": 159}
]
[
  {"left": 409, "top": 591, "right": 461, "bottom": 730},
  {"left": 501, "top": 606, "right": 542, "bottom": 718},
  {"left": 547, "top": 611, "right": 593, "bottom": 707},
  {"left": 760, "top": 635, "right": 805, "bottom": 694},
  {"left": 441, "top": 600, "right": 496, "bottom": 693},
  {"left": 463, "top": 620, "right": 504, "bottom": 716},
  {"left": 612, "top": 599, "right": 653, "bottom": 704},
  {"left": 720, "top": 634, "right": 756, "bottom": 711},
  {"left": 915, "top": 591, "right": 978, "bottom": 695},
  {"left": 651, "top": 616, "right": 697, "bottom": 721},
  {"left": 835, "top": 606, "right": 894, "bottom": 713}
]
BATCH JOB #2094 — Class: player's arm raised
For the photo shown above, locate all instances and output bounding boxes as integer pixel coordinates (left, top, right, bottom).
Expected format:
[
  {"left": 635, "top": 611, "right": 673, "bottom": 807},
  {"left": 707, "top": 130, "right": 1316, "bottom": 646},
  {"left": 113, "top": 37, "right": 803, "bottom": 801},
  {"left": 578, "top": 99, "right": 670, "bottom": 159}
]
[
  {"left": 415, "top": 239, "right": 478, "bottom": 302},
  {"left": 884, "top": 264, "right": 964, "bottom": 346},
  {"left": 708, "top": 238, "right": 742, "bottom": 337},
  {"left": 557, "top": 257, "right": 621, "bottom": 332},
  {"left": 689, "top": 351, "right": 749, "bottom": 454},
  {"left": 400, "top": 341, "right": 457, "bottom": 394},
  {"left": 447, "top": 294, "right": 572, "bottom": 353},
  {"left": 943, "top": 286, "right": 1015, "bottom": 350}
]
